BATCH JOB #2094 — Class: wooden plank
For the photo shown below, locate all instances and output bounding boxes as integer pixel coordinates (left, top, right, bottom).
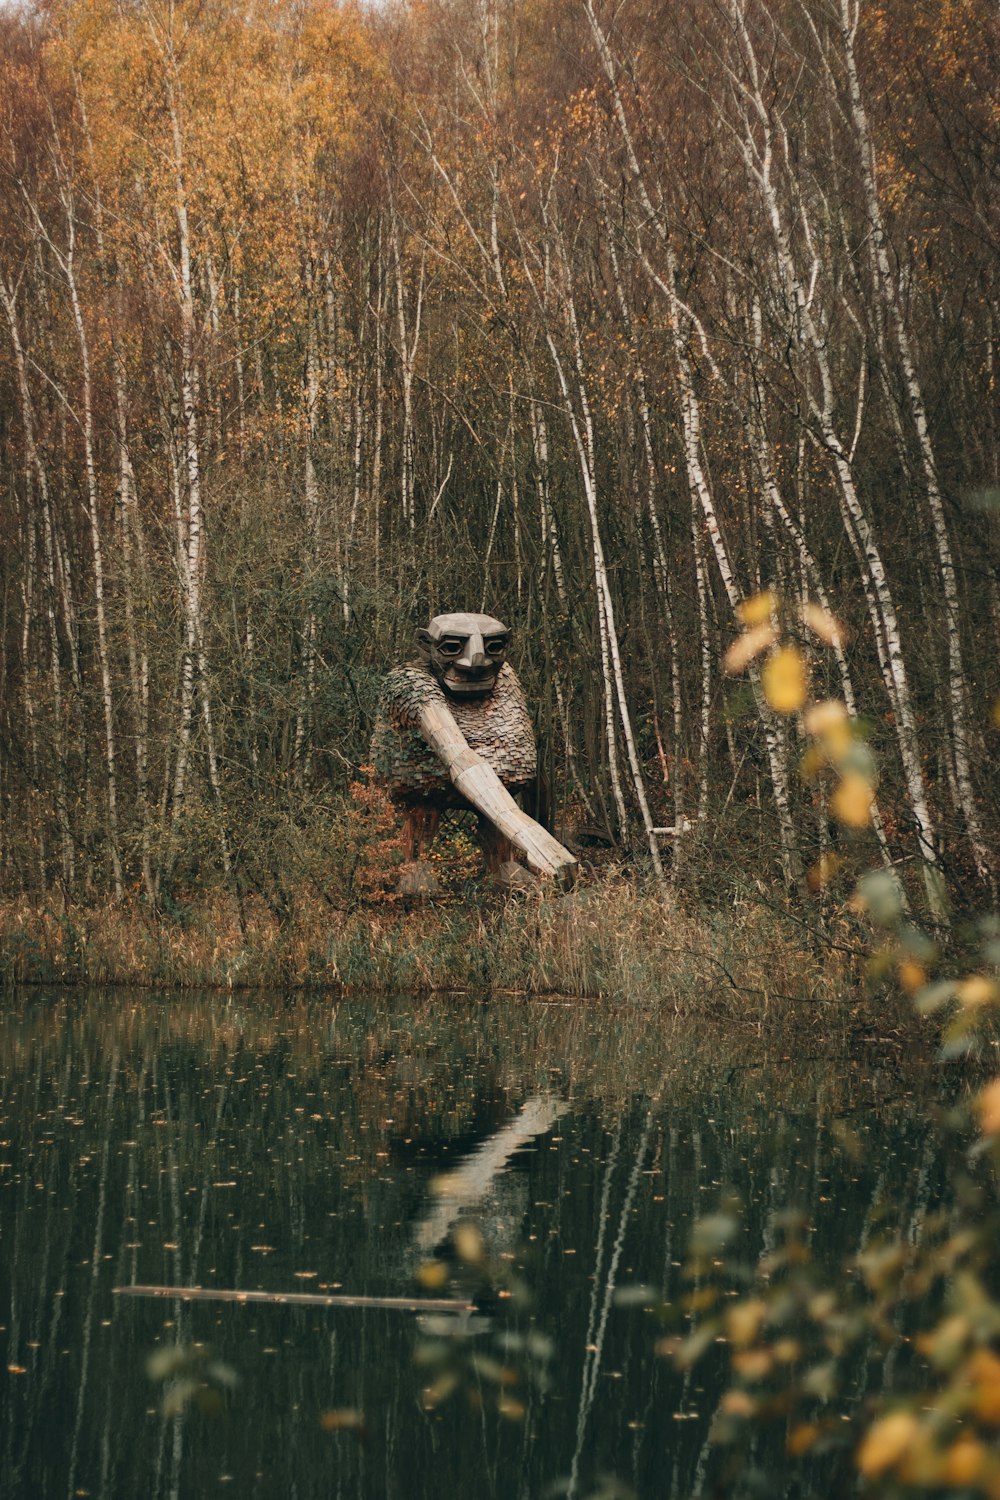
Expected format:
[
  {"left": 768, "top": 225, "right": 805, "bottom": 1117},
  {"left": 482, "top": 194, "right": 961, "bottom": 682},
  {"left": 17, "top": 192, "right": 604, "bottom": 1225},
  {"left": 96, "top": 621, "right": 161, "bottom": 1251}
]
[{"left": 114, "top": 1285, "right": 475, "bottom": 1313}]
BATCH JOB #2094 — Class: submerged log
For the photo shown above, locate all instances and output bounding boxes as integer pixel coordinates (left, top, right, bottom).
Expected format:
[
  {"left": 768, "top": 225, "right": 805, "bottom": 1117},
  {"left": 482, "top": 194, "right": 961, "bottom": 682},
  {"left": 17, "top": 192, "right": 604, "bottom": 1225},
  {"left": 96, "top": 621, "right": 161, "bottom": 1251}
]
[{"left": 114, "top": 1285, "right": 474, "bottom": 1312}]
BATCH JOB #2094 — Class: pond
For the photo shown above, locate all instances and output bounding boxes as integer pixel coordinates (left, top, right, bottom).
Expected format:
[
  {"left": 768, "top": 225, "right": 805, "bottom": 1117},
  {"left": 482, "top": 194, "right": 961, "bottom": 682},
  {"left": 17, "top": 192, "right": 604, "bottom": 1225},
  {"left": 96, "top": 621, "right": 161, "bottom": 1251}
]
[{"left": 0, "top": 989, "right": 948, "bottom": 1499}]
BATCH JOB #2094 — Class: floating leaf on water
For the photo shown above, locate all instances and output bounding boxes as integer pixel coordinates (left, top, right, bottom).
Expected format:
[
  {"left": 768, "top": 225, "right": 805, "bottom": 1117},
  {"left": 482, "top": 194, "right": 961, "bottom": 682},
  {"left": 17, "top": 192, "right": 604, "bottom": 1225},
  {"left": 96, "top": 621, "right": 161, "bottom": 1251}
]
[
  {"left": 319, "top": 1408, "right": 365, "bottom": 1434},
  {"left": 762, "top": 647, "right": 808, "bottom": 713},
  {"left": 613, "top": 1284, "right": 659, "bottom": 1309}
]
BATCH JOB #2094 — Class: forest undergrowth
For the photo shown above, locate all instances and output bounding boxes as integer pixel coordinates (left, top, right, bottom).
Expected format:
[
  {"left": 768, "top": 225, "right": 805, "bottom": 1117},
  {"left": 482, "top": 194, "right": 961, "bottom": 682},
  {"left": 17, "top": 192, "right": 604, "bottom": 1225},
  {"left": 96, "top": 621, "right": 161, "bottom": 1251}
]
[{"left": 0, "top": 857, "right": 870, "bottom": 1023}]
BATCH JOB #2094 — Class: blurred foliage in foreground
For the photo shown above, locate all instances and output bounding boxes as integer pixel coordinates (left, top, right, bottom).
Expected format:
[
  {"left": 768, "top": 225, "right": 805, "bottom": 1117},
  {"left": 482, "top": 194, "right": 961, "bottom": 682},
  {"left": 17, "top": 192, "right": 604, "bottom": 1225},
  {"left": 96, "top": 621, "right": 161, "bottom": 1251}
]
[{"left": 628, "top": 597, "right": 1000, "bottom": 1497}]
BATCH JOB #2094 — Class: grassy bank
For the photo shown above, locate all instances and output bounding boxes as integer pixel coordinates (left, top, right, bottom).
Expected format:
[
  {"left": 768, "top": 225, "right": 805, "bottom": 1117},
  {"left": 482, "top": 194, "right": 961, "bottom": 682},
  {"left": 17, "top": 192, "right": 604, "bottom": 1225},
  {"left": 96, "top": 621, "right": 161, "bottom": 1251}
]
[{"left": 0, "top": 873, "right": 869, "bottom": 1019}]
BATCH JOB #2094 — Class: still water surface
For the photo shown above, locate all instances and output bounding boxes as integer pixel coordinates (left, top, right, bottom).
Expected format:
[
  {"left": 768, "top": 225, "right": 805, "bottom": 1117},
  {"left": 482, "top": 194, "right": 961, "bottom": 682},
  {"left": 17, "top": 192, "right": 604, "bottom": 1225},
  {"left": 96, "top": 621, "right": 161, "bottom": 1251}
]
[{"left": 1, "top": 989, "right": 944, "bottom": 1498}]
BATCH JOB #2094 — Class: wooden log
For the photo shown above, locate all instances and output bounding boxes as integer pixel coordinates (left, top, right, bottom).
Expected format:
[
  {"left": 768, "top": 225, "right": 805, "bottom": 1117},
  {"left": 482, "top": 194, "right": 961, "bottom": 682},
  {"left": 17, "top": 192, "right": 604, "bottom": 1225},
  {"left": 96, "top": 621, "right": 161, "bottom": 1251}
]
[
  {"left": 416, "top": 700, "right": 577, "bottom": 882},
  {"left": 114, "top": 1285, "right": 474, "bottom": 1313}
]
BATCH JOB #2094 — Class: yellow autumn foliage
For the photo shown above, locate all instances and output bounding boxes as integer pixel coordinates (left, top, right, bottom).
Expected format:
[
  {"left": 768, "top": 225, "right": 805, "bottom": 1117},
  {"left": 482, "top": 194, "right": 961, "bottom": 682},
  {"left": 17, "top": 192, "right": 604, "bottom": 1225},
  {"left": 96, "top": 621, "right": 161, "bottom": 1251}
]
[
  {"left": 762, "top": 647, "right": 808, "bottom": 713},
  {"left": 724, "top": 623, "right": 777, "bottom": 675},
  {"left": 976, "top": 1077, "right": 1000, "bottom": 1135},
  {"left": 830, "top": 772, "right": 874, "bottom": 828},
  {"left": 737, "top": 590, "right": 776, "bottom": 626},
  {"left": 800, "top": 601, "right": 844, "bottom": 646},
  {"left": 856, "top": 1410, "right": 920, "bottom": 1477}
]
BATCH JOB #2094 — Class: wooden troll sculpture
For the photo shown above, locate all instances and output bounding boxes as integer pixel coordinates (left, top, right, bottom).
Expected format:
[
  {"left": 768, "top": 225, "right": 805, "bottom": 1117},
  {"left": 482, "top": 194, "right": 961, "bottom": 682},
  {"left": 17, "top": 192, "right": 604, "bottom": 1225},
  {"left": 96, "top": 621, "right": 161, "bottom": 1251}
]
[{"left": 371, "top": 612, "right": 577, "bottom": 894}]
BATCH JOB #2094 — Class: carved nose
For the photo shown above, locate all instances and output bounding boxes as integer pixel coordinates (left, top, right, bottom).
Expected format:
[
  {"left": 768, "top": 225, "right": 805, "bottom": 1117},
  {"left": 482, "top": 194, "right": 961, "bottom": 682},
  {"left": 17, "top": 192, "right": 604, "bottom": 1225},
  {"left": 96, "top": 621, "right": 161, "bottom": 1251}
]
[{"left": 459, "top": 632, "right": 487, "bottom": 671}]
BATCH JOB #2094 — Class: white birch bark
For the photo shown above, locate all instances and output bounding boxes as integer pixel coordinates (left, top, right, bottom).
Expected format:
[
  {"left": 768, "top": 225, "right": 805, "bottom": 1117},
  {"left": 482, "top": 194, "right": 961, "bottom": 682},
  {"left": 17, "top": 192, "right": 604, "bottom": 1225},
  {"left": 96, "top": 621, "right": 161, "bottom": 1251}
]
[
  {"left": 531, "top": 214, "right": 664, "bottom": 873},
  {"left": 719, "top": 0, "right": 946, "bottom": 917},
  {"left": 835, "top": 0, "right": 991, "bottom": 888},
  {"left": 33, "top": 181, "right": 124, "bottom": 895},
  {"left": 0, "top": 268, "right": 75, "bottom": 886}
]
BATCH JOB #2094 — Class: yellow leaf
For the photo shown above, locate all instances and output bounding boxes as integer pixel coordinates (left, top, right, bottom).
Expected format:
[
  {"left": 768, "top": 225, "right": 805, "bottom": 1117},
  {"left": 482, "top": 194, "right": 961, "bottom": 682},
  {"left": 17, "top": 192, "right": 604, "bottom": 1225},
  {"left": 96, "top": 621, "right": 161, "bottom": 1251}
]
[
  {"left": 977, "top": 1077, "right": 1000, "bottom": 1134},
  {"left": 762, "top": 648, "right": 808, "bottom": 713},
  {"left": 967, "top": 1348, "right": 1000, "bottom": 1425},
  {"left": 857, "top": 1411, "right": 920, "bottom": 1477},
  {"left": 788, "top": 1423, "right": 819, "bottom": 1456},
  {"left": 724, "top": 623, "right": 777, "bottom": 674},
  {"left": 453, "top": 1222, "right": 485, "bottom": 1265},
  {"left": 319, "top": 1408, "right": 365, "bottom": 1433},
  {"left": 897, "top": 960, "right": 926, "bottom": 994},
  {"left": 732, "top": 1348, "right": 773, "bottom": 1379},
  {"left": 943, "top": 1437, "right": 986, "bottom": 1487},
  {"left": 993, "top": 695, "right": 1000, "bottom": 729},
  {"left": 831, "top": 773, "right": 874, "bottom": 828},
  {"left": 800, "top": 601, "right": 844, "bottom": 646},
  {"left": 721, "top": 1389, "right": 757, "bottom": 1417},
  {"left": 804, "top": 698, "right": 850, "bottom": 747},
  {"left": 957, "top": 975, "right": 1000, "bottom": 1009},
  {"left": 726, "top": 1299, "right": 767, "bottom": 1348},
  {"left": 807, "top": 853, "right": 842, "bottom": 891},
  {"left": 738, "top": 590, "right": 776, "bottom": 626},
  {"left": 416, "top": 1260, "right": 448, "bottom": 1289},
  {"left": 800, "top": 745, "right": 827, "bottom": 781}
]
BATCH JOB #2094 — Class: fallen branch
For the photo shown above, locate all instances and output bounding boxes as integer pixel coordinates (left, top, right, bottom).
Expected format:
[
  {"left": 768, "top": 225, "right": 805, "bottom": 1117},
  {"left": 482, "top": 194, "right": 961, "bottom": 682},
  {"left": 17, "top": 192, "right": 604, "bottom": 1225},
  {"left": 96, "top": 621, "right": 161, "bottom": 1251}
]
[{"left": 114, "top": 1284, "right": 474, "bottom": 1313}]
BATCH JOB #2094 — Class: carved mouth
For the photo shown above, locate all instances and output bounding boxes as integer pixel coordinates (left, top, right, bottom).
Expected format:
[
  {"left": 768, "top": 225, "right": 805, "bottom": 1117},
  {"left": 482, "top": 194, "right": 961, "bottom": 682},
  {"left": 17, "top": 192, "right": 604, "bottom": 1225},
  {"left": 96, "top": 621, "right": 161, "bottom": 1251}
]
[{"left": 442, "top": 670, "right": 497, "bottom": 695}]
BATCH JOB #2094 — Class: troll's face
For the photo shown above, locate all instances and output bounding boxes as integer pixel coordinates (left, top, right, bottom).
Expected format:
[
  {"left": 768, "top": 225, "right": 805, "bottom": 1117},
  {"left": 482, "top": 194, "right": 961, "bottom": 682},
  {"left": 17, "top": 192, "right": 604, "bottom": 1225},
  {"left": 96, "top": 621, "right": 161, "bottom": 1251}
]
[{"left": 417, "top": 612, "right": 509, "bottom": 697}]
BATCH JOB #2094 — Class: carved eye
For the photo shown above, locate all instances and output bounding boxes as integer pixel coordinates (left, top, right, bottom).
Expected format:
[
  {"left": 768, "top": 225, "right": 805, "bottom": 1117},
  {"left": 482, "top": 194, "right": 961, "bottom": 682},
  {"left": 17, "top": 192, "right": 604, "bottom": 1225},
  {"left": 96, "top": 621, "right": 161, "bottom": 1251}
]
[
  {"left": 438, "top": 638, "right": 463, "bottom": 656},
  {"left": 484, "top": 637, "right": 507, "bottom": 657}
]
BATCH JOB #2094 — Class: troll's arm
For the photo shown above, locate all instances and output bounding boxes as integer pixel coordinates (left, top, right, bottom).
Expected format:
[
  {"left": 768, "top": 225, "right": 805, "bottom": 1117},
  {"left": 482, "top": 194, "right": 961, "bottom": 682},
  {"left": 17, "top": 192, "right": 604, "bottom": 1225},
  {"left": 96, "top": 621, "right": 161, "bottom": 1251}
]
[{"left": 415, "top": 698, "right": 577, "bottom": 883}]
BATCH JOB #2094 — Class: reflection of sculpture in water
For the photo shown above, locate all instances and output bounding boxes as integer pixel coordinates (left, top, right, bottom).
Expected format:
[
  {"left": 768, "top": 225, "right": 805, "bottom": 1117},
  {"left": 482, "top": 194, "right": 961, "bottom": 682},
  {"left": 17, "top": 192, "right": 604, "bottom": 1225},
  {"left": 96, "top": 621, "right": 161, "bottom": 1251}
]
[{"left": 371, "top": 612, "right": 577, "bottom": 895}]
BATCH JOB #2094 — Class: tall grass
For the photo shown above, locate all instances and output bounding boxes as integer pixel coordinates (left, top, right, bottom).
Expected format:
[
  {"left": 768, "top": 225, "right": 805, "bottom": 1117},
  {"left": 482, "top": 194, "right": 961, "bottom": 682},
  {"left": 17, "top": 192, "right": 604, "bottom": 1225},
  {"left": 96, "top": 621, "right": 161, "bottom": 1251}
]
[{"left": 0, "top": 873, "right": 863, "bottom": 1019}]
